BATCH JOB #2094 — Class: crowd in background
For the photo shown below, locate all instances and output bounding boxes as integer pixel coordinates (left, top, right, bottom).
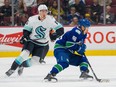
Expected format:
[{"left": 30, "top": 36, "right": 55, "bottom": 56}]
[{"left": 0, "top": 0, "right": 115, "bottom": 26}]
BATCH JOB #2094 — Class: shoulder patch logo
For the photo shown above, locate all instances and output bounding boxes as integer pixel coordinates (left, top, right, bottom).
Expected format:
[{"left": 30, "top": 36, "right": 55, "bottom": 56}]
[{"left": 75, "top": 29, "right": 81, "bottom": 34}]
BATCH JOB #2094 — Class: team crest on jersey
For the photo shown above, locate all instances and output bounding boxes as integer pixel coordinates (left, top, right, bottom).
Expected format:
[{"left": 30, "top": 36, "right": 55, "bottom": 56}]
[
  {"left": 72, "top": 36, "right": 77, "bottom": 42},
  {"left": 35, "top": 26, "right": 46, "bottom": 38}
]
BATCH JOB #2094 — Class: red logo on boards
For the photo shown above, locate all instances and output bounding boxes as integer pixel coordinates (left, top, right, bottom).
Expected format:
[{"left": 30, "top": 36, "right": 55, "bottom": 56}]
[{"left": 0, "top": 32, "right": 23, "bottom": 48}]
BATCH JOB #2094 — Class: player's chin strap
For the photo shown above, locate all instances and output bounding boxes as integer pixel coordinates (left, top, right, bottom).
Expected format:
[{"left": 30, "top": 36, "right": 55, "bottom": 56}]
[{"left": 83, "top": 53, "right": 109, "bottom": 82}]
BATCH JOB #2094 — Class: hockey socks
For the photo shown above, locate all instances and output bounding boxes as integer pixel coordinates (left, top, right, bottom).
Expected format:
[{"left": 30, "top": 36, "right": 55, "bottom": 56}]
[
  {"left": 10, "top": 61, "right": 20, "bottom": 70},
  {"left": 19, "top": 58, "right": 32, "bottom": 67},
  {"left": 11, "top": 56, "right": 25, "bottom": 70},
  {"left": 50, "top": 62, "right": 69, "bottom": 75},
  {"left": 80, "top": 62, "right": 89, "bottom": 71}
]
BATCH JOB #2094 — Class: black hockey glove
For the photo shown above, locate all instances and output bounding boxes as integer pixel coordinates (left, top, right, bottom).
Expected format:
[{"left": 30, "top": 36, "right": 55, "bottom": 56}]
[
  {"left": 76, "top": 44, "right": 86, "bottom": 55},
  {"left": 20, "top": 36, "right": 29, "bottom": 44},
  {"left": 50, "top": 32, "right": 58, "bottom": 41}
]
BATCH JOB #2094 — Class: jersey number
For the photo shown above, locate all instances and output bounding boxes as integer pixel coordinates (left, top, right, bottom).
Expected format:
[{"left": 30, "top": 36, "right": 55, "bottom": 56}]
[{"left": 35, "top": 26, "right": 46, "bottom": 38}]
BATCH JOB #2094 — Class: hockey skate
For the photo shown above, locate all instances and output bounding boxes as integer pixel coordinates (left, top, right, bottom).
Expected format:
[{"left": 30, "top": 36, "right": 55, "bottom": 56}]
[
  {"left": 39, "top": 59, "right": 46, "bottom": 64},
  {"left": 18, "top": 65, "right": 24, "bottom": 76},
  {"left": 5, "top": 69, "right": 15, "bottom": 77},
  {"left": 79, "top": 71, "right": 93, "bottom": 80},
  {"left": 44, "top": 73, "right": 57, "bottom": 82}
]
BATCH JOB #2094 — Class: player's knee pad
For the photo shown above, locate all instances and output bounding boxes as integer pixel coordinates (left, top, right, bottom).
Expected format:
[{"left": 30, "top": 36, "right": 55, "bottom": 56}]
[
  {"left": 57, "top": 56, "right": 69, "bottom": 70},
  {"left": 31, "top": 56, "right": 40, "bottom": 65},
  {"left": 57, "top": 56, "right": 69, "bottom": 63},
  {"left": 58, "top": 62, "right": 69, "bottom": 69}
]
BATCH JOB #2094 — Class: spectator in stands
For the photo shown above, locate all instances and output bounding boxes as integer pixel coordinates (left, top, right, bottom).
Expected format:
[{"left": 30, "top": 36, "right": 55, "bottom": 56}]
[
  {"left": 69, "top": 0, "right": 75, "bottom": 6},
  {"left": 85, "top": 8, "right": 95, "bottom": 24},
  {"left": 98, "top": 0, "right": 112, "bottom": 6},
  {"left": 67, "top": 6, "right": 80, "bottom": 24},
  {"left": 48, "top": 0, "right": 64, "bottom": 6},
  {"left": 80, "top": 0, "right": 85, "bottom": 4},
  {"left": 31, "top": 5, "right": 38, "bottom": 16},
  {"left": 85, "top": 13, "right": 94, "bottom": 24},
  {"left": 49, "top": 0, "right": 64, "bottom": 20},
  {"left": 32, "top": 0, "right": 50, "bottom": 16},
  {"left": 62, "top": 0, "right": 69, "bottom": 17},
  {"left": 90, "top": 0, "right": 102, "bottom": 24},
  {"left": 23, "top": 0, "right": 37, "bottom": 7},
  {"left": 100, "top": 5, "right": 115, "bottom": 24},
  {"left": 71, "top": 0, "right": 86, "bottom": 18},
  {"left": 9, "top": 0, "right": 18, "bottom": 7},
  {"left": 52, "top": 14, "right": 66, "bottom": 25},
  {"left": 23, "top": 0, "right": 37, "bottom": 16},
  {"left": 69, "top": 15, "right": 78, "bottom": 26},
  {"left": 37, "top": 0, "right": 49, "bottom": 6},
  {"left": 0, "top": 0, "right": 4, "bottom": 6},
  {"left": 69, "top": 0, "right": 85, "bottom": 6},
  {"left": 15, "top": 0, "right": 28, "bottom": 26},
  {"left": 0, "top": 0, "right": 12, "bottom": 26}
]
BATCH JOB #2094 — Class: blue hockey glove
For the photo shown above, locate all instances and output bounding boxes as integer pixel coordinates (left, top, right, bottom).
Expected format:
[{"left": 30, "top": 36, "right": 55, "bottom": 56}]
[{"left": 77, "top": 44, "right": 86, "bottom": 55}]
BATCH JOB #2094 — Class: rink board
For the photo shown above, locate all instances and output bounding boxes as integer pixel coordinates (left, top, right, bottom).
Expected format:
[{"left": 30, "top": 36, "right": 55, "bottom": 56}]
[{"left": 0, "top": 26, "right": 116, "bottom": 57}]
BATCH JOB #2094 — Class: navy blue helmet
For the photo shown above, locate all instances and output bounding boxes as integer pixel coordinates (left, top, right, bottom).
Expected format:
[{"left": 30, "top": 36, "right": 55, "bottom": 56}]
[{"left": 78, "top": 19, "right": 91, "bottom": 28}]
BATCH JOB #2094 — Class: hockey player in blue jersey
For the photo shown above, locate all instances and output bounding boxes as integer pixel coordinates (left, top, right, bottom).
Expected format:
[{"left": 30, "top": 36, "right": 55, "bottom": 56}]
[{"left": 44, "top": 18, "right": 93, "bottom": 82}]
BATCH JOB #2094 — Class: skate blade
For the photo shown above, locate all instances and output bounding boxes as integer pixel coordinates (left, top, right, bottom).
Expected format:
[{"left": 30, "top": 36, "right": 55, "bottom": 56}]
[
  {"left": 40, "top": 62, "right": 46, "bottom": 64},
  {"left": 79, "top": 77, "right": 93, "bottom": 81},
  {"left": 99, "top": 79, "right": 110, "bottom": 83},
  {"left": 44, "top": 78, "right": 58, "bottom": 83}
]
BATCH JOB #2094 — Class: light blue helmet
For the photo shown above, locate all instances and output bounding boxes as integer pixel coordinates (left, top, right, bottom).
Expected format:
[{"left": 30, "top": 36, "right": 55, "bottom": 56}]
[{"left": 78, "top": 18, "right": 91, "bottom": 28}]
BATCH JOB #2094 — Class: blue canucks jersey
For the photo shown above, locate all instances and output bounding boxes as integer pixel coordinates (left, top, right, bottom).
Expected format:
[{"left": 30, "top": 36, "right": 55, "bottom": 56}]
[{"left": 54, "top": 26, "right": 87, "bottom": 52}]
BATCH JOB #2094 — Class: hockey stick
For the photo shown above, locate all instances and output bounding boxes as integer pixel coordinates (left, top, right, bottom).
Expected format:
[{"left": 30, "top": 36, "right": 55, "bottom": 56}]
[
  {"left": 85, "top": 54, "right": 110, "bottom": 82},
  {"left": 71, "top": 37, "right": 110, "bottom": 82},
  {"left": 75, "top": 42, "right": 110, "bottom": 82}
]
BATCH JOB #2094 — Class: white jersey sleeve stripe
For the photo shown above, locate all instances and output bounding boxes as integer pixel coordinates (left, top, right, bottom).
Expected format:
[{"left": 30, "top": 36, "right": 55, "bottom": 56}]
[
  {"left": 54, "top": 23, "right": 63, "bottom": 30},
  {"left": 24, "top": 25, "right": 33, "bottom": 32}
]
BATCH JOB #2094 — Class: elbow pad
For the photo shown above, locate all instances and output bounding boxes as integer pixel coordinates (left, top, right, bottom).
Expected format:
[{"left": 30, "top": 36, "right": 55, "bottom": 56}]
[
  {"left": 56, "top": 27, "right": 64, "bottom": 37},
  {"left": 23, "top": 30, "right": 31, "bottom": 37},
  {"left": 50, "top": 28, "right": 64, "bottom": 41},
  {"left": 20, "top": 30, "right": 31, "bottom": 44}
]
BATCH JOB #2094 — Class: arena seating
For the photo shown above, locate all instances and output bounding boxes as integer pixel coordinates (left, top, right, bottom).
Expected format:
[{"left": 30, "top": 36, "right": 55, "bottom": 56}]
[
  {"left": 85, "top": 0, "right": 93, "bottom": 7},
  {"left": 111, "top": 0, "right": 116, "bottom": 6}
]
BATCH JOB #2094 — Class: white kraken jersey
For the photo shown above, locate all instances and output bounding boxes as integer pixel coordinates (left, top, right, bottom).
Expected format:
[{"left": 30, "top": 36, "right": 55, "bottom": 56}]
[{"left": 23, "top": 15, "right": 63, "bottom": 46}]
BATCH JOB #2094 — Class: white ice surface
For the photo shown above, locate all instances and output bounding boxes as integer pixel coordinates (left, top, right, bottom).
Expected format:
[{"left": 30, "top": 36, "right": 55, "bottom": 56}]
[{"left": 0, "top": 56, "right": 116, "bottom": 87}]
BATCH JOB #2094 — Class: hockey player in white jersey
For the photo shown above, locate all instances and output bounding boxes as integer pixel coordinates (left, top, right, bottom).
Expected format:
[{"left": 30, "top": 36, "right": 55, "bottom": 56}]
[{"left": 5, "top": 4, "right": 64, "bottom": 76}]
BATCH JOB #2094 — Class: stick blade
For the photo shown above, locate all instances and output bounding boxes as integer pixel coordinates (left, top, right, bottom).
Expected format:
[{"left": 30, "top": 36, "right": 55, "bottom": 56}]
[{"left": 98, "top": 79, "right": 110, "bottom": 83}]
